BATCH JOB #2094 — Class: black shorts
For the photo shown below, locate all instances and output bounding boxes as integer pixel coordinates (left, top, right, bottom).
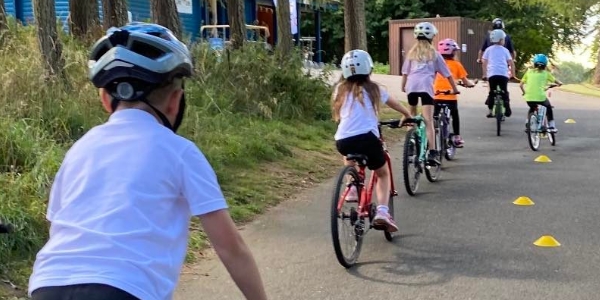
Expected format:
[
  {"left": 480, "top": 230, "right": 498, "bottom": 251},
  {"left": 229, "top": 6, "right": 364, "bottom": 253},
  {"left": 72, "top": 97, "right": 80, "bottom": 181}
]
[
  {"left": 31, "top": 284, "right": 139, "bottom": 300},
  {"left": 408, "top": 92, "right": 434, "bottom": 106},
  {"left": 336, "top": 132, "right": 386, "bottom": 170}
]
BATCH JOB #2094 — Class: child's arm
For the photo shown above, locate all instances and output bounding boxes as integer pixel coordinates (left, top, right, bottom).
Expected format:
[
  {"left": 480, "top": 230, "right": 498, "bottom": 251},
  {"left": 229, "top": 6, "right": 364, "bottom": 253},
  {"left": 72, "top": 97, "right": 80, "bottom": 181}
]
[
  {"left": 508, "top": 59, "right": 516, "bottom": 79},
  {"left": 482, "top": 48, "right": 489, "bottom": 79},
  {"left": 200, "top": 210, "right": 268, "bottom": 300},
  {"left": 519, "top": 81, "right": 525, "bottom": 95},
  {"left": 401, "top": 74, "right": 407, "bottom": 93},
  {"left": 386, "top": 95, "right": 412, "bottom": 119},
  {"left": 460, "top": 77, "right": 474, "bottom": 87},
  {"left": 447, "top": 76, "right": 460, "bottom": 94}
]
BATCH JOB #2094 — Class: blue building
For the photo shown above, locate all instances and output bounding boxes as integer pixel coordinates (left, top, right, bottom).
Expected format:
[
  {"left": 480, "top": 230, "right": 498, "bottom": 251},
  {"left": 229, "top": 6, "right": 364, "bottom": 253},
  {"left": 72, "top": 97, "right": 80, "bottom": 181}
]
[{"left": 2, "top": 0, "right": 339, "bottom": 63}]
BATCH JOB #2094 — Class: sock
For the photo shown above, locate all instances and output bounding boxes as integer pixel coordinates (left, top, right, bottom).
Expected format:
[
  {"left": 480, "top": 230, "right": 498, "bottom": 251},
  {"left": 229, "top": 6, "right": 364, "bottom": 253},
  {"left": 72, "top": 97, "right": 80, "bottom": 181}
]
[
  {"left": 549, "top": 120, "right": 556, "bottom": 127},
  {"left": 377, "top": 205, "right": 389, "bottom": 214}
]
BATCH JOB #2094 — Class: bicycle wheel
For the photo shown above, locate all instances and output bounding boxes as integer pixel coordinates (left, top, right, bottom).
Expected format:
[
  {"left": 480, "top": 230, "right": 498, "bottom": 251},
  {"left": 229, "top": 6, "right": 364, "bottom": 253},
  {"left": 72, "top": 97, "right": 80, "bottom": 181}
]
[
  {"left": 548, "top": 132, "right": 556, "bottom": 146},
  {"left": 330, "top": 166, "right": 364, "bottom": 268},
  {"left": 526, "top": 113, "right": 540, "bottom": 151},
  {"left": 495, "top": 99, "right": 502, "bottom": 136},
  {"left": 445, "top": 134, "right": 456, "bottom": 160},
  {"left": 402, "top": 129, "right": 420, "bottom": 196},
  {"left": 384, "top": 194, "right": 395, "bottom": 241},
  {"left": 425, "top": 124, "right": 442, "bottom": 182}
]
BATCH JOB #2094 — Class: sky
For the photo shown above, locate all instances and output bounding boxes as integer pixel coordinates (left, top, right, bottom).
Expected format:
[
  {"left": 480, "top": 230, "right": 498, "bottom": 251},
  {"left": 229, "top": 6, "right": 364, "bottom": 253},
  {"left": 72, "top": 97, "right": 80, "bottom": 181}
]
[{"left": 554, "top": 15, "right": 598, "bottom": 69}]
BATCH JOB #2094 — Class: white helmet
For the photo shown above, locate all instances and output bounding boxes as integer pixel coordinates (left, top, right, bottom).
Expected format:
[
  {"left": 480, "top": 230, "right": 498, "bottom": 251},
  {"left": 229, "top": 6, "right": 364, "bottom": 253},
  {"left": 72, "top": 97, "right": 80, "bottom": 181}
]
[
  {"left": 489, "top": 29, "right": 506, "bottom": 43},
  {"left": 341, "top": 49, "right": 374, "bottom": 79},
  {"left": 414, "top": 22, "right": 438, "bottom": 40}
]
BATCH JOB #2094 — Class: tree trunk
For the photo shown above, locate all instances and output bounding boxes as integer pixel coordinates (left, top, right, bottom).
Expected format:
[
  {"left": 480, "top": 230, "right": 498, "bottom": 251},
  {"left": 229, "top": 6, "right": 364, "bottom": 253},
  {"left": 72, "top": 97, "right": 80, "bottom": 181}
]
[
  {"left": 275, "top": 0, "right": 292, "bottom": 60},
  {"left": 0, "top": 0, "right": 7, "bottom": 32},
  {"left": 34, "top": 0, "right": 65, "bottom": 78},
  {"left": 102, "top": 0, "right": 128, "bottom": 29},
  {"left": 226, "top": 0, "right": 246, "bottom": 50},
  {"left": 343, "top": 0, "right": 367, "bottom": 52},
  {"left": 151, "top": 0, "right": 182, "bottom": 39},
  {"left": 593, "top": 47, "right": 600, "bottom": 85},
  {"left": 69, "top": 0, "right": 101, "bottom": 41}
]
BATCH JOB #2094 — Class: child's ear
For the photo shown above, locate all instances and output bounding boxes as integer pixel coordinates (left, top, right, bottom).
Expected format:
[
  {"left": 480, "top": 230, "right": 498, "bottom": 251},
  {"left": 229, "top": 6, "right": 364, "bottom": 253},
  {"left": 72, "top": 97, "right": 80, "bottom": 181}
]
[
  {"left": 166, "top": 88, "right": 184, "bottom": 115},
  {"left": 99, "top": 89, "right": 113, "bottom": 113}
]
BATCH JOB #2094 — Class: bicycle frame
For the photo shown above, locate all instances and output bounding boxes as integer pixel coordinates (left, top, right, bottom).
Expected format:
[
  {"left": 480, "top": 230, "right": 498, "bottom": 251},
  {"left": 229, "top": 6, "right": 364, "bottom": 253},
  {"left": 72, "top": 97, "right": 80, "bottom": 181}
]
[
  {"left": 412, "top": 116, "right": 429, "bottom": 163},
  {"left": 436, "top": 105, "right": 452, "bottom": 141},
  {"left": 336, "top": 125, "right": 397, "bottom": 219},
  {"left": 533, "top": 105, "right": 548, "bottom": 132}
]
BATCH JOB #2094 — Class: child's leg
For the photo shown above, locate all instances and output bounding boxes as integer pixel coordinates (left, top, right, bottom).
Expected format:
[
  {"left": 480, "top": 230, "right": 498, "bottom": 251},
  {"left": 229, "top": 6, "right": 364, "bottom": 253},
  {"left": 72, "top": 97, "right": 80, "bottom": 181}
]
[
  {"left": 407, "top": 93, "right": 419, "bottom": 116},
  {"left": 362, "top": 135, "right": 397, "bottom": 232},
  {"left": 486, "top": 77, "right": 500, "bottom": 114},
  {"left": 498, "top": 76, "right": 511, "bottom": 116},
  {"left": 421, "top": 99, "right": 436, "bottom": 151},
  {"left": 543, "top": 99, "right": 557, "bottom": 132},
  {"left": 543, "top": 99, "right": 554, "bottom": 121},
  {"left": 449, "top": 102, "right": 460, "bottom": 135}
]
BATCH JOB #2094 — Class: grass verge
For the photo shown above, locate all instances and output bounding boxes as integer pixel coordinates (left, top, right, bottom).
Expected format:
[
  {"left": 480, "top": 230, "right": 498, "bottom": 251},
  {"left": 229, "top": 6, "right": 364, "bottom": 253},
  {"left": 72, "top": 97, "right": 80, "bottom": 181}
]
[
  {"left": 0, "top": 20, "right": 340, "bottom": 298},
  {"left": 559, "top": 83, "right": 600, "bottom": 98}
]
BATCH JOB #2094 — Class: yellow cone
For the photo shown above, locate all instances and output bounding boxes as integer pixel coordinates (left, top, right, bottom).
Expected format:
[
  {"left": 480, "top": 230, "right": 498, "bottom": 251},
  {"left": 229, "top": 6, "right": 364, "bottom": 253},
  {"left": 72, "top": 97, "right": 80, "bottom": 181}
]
[
  {"left": 564, "top": 119, "right": 576, "bottom": 124},
  {"left": 534, "top": 235, "right": 561, "bottom": 247},
  {"left": 513, "top": 196, "right": 535, "bottom": 206},
  {"left": 534, "top": 155, "right": 552, "bottom": 163}
]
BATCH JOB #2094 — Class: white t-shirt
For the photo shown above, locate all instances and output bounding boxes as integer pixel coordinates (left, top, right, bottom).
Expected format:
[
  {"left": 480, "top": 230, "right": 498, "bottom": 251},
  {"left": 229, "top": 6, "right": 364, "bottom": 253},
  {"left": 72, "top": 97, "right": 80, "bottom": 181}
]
[
  {"left": 334, "top": 86, "right": 389, "bottom": 140},
  {"left": 28, "top": 109, "right": 228, "bottom": 300},
  {"left": 482, "top": 44, "right": 512, "bottom": 77}
]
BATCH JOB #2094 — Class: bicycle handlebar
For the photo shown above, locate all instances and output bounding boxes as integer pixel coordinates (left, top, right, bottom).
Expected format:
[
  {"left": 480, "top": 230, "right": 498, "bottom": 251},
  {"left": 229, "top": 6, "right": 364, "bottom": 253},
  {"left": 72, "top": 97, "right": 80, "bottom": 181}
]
[
  {"left": 435, "top": 90, "right": 460, "bottom": 95},
  {"left": 546, "top": 84, "right": 560, "bottom": 90},
  {"left": 378, "top": 119, "right": 401, "bottom": 129}
]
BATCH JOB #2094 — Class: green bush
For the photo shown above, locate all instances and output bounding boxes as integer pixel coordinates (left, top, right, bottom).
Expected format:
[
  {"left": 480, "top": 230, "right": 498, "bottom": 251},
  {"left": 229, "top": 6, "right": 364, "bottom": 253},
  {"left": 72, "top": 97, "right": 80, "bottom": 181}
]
[{"left": 0, "top": 20, "right": 334, "bottom": 290}]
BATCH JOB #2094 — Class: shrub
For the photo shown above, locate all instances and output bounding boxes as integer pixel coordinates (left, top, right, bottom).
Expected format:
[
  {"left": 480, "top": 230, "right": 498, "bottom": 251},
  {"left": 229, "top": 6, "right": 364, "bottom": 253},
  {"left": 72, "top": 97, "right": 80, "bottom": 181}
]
[{"left": 0, "top": 19, "right": 334, "bottom": 289}]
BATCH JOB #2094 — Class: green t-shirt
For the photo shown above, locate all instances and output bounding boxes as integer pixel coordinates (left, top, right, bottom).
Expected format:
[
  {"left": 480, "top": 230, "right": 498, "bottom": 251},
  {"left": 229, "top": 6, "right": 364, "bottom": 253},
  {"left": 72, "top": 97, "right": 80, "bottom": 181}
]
[{"left": 521, "top": 69, "right": 555, "bottom": 102}]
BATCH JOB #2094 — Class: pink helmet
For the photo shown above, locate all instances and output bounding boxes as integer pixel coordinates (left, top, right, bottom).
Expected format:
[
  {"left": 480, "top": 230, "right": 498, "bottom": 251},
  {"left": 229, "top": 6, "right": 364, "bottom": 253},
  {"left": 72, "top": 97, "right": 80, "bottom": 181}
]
[{"left": 437, "top": 38, "right": 458, "bottom": 55}]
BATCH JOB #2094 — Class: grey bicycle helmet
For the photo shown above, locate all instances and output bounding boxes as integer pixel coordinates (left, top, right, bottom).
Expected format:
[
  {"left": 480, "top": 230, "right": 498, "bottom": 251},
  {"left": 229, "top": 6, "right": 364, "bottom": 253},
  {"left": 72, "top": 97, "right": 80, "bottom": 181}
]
[{"left": 88, "top": 22, "right": 194, "bottom": 132}]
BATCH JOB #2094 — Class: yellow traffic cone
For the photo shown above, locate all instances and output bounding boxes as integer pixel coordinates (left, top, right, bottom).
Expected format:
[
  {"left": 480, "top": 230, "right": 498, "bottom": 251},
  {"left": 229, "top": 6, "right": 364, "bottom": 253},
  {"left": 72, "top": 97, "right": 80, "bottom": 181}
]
[
  {"left": 534, "top": 155, "right": 552, "bottom": 163},
  {"left": 534, "top": 235, "right": 561, "bottom": 247},
  {"left": 513, "top": 196, "right": 535, "bottom": 206}
]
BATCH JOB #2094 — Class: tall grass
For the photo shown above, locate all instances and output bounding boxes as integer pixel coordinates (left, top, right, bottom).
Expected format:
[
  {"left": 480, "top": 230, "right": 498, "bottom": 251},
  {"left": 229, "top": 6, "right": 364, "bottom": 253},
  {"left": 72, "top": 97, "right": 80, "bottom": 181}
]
[{"left": 0, "top": 19, "right": 335, "bottom": 292}]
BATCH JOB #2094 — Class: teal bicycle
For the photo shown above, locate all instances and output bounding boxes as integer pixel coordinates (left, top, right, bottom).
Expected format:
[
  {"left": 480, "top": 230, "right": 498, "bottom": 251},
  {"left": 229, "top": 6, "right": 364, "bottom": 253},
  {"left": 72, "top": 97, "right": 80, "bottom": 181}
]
[
  {"left": 400, "top": 116, "right": 441, "bottom": 196},
  {"left": 525, "top": 84, "right": 559, "bottom": 151}
]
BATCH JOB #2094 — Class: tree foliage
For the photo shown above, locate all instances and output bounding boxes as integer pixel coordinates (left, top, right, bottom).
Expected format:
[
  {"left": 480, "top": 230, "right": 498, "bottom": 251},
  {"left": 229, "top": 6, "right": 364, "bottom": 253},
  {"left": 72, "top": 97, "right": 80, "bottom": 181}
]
[{"left": 301, "top": 0, "right": 591, "bottom": 73}]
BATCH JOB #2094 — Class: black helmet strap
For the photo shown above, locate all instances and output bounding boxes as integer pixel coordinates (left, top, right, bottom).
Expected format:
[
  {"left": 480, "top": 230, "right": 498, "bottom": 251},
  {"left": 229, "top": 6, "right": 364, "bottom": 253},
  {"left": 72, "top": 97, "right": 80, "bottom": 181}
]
[{"left": 108, "top": 80, "right": 187, "bottom": 133}]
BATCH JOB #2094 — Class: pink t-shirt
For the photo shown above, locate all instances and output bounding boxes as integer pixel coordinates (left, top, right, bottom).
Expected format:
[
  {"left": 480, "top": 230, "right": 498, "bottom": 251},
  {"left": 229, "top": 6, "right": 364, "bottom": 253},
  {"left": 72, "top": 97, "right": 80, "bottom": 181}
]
[{"left": 402, "top": 52, "right": 451, "bottom": 98}]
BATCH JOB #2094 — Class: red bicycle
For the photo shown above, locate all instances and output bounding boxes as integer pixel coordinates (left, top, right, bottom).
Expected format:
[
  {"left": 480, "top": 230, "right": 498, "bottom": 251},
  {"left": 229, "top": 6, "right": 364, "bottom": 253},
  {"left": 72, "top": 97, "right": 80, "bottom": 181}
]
[{"left": 330, "top": 119, "right": 402, "bottom": 268}]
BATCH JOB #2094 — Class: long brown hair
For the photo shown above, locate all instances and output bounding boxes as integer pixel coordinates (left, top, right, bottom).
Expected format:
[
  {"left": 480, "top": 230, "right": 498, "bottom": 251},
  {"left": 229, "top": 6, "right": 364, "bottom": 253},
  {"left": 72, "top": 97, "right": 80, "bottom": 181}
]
[{"left": 331, "top": 75, "right": 382, "bottom": 122}]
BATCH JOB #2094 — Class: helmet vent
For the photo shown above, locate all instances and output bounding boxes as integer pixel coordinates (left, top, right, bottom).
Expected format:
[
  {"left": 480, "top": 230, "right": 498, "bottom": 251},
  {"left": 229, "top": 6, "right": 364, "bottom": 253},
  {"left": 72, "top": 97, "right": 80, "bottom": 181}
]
[{"left": 130, "top": 40, "right": 166, "bottom": 59}]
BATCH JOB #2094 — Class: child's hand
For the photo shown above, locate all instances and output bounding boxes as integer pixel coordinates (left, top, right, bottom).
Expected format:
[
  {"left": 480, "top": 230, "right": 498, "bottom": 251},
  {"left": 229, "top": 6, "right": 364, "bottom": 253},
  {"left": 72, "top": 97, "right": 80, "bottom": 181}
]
[{"left": 402, "top": 86, "right": 406, "bottom": 93}]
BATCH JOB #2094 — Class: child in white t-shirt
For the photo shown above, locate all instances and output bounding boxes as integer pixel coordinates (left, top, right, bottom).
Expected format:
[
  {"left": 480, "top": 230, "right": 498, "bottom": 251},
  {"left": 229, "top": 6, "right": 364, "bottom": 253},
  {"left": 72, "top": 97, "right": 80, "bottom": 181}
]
[
  {"left": 333, "top": 49, "right": 412, "bottom": 232},
  {"left": 482, "top": 29, "right": 516, "bottom": 118}
]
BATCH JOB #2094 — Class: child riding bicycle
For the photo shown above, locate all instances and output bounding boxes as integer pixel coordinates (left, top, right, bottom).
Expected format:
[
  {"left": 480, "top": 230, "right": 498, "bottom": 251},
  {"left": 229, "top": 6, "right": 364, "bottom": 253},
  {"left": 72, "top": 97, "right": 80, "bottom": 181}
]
[
  {"left": 401, "top": 22, "right": 459, "bottom": 166},
  {"left": 333, "top": 49, "right": 412, "bottom": 232},
  {"left": 482, "top": 29, "right": 516, "bottom": 118},
  {"left": 519, "top": 54, "right": 563, "bottom": 133},
  {"left": 433, "top": 38, "right": 475, "bottom": 148},
  {"left": 28, "top": 23, "right": 267, "bottom": 300}
]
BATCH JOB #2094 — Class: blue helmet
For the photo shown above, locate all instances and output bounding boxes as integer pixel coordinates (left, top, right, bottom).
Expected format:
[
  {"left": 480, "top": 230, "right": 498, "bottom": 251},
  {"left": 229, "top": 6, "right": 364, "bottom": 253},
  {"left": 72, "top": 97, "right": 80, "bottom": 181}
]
[
  {"left": 88, "top": 22, "right": 193, "bottom": 100},
  {"left": 532, "top": 54, "right": 548, "bottom": 67}
]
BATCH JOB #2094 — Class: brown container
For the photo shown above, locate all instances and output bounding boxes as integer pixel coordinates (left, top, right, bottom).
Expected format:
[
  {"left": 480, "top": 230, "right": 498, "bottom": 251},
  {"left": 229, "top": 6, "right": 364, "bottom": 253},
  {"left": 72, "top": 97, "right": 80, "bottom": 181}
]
[{"left": 388, "top": 17, "right": 489, "bottom": 79}]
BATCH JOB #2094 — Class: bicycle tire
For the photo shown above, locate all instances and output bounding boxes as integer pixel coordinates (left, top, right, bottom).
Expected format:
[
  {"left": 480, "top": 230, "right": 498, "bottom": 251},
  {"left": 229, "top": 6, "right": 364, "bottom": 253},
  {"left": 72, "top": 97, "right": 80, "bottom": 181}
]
[
  {"left": 384, "top": 194, "right": 395, "bottom": 241},
  {"left": 549, "top": 132, "right": 556, "bottom": 146},
  {"left": 495, "top": 98, "right": 502, "bottom": 136},
  {"left": 527, "top": 113, "right": 540, "bottom": 151},
  {"left": 330, "top": 166, "right": 363, "bottom": 268},
  {"left": 402, "top": 129, "right": 420, "bottom": 196}
]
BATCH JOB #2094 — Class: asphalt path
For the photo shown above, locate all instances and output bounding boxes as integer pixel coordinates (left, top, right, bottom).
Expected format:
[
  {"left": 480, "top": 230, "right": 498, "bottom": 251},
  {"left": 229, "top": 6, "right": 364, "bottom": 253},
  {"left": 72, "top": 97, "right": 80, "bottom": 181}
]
[{"left": 175, "top": 73, "right": 600, "bottom": 300}]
